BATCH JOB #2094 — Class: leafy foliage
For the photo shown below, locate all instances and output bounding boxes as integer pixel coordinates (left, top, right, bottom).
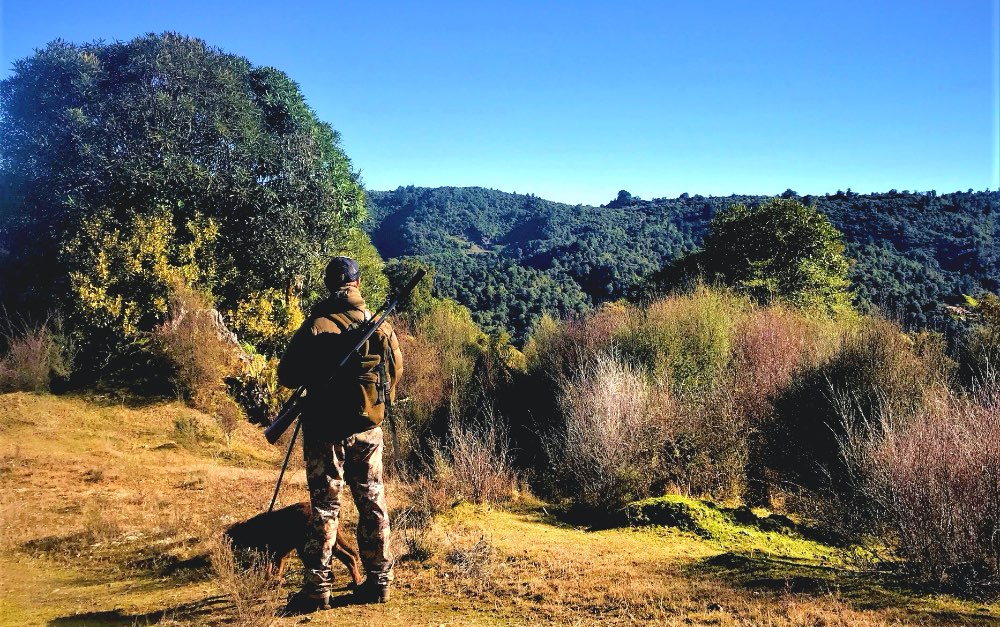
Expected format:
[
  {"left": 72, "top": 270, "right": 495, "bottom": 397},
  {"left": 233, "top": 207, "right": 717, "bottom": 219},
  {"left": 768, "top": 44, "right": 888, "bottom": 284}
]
[
  {"left": 692, "top": 198, "right": 854, "bottom": 314},
  {"left": 0, "top": 33, "right": 382, "bottom": 373},
  {"left": 955, "top": 293, "right": 1000, "bottom": 382}
]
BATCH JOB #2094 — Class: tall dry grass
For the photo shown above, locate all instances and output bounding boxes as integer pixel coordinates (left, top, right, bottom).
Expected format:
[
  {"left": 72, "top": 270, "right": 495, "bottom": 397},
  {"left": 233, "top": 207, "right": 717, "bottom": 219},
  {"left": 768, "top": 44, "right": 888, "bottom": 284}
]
[
  {"left": 209, "top": 535, "right": 283, "bottom": 626},
  {"left": 0, "top": 315, "right": 73, "bottom": 392}
]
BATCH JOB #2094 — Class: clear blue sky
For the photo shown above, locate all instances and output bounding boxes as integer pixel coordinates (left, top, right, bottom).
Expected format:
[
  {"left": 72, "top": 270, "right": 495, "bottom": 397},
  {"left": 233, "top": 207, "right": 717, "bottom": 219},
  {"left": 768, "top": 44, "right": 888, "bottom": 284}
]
[{"left": 2, "top": 1, "right": 998, "bottom": 205}]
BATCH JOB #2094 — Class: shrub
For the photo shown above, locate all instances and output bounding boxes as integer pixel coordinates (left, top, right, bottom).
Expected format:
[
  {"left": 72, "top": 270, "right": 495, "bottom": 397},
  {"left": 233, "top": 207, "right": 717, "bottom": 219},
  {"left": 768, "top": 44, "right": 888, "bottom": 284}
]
[
  {"left": 209, "top": 535, "right": 283, "bottom": 626},
  {"left": 413, "top": 404, "right": 518, "bottom": 507},
  {"left": 524, "top": 292, "right": 836, "bottom": 503},
  {"left": 547, "top": 354, "right": 669, "bottom": 511},
  {"left": 958, "top": 293, "right": 1000, "bottom": 385},
  {"left": 395, "top": 317, "right": 448, "bottom": 441},
  {"left": 846, "top": 387, "right": 1000, "bottom": 594},
  {"left": 227, "top": 347, "right": 285, "bottom": 427},
  {"left": 523, "top": 303, "right": 627, "bottom": 385},
  {"left": 154, "top": 283, "right": 244, "bottom": 439},
  {"left": 0, "top": 316, "right": 73, "bottom": 392},
  {"left": 769, "top": 317, "right": 947, "bottom": 496},
  {"left": 731, "top": 306, "right": 836, "bottom": 425},
  {"left": 441, "top": 407, "right": 518, "bottom": 505},
  {"left": 664, "top": 386, "right": 751, "bottom": 498},
  {"left": 616, "top": 288, "right": 744, "bottom": 390},
  {"left": 390, "top": 298, "right": 494, "bottom": 470},
  {"left": 731, "top": 307, "right": 841, "bottom": 503},
  {"left": 414, "top": 298, "right": 485, "bottom": 388}
]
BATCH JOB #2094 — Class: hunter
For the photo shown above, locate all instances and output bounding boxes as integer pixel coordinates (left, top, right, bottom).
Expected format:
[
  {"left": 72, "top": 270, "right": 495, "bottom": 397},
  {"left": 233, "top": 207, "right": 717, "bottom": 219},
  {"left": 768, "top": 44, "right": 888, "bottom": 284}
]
[{"left": 277, "top": 256, "right": 403, "bottom": 613}]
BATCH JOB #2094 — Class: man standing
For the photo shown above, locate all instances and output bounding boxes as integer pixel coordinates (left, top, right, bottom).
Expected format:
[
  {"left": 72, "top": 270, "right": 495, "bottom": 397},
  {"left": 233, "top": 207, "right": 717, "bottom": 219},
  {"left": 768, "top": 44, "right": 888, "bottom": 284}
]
[{"left": 277, "top": 256, "right": 402, "bottom": 613}]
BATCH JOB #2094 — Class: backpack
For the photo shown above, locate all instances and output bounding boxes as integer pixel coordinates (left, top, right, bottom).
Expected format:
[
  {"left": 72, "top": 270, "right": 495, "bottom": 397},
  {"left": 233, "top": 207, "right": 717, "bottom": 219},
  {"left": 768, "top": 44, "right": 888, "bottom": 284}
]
[{"left": 315, "top": 310, "right": 396, "bottom": 437}]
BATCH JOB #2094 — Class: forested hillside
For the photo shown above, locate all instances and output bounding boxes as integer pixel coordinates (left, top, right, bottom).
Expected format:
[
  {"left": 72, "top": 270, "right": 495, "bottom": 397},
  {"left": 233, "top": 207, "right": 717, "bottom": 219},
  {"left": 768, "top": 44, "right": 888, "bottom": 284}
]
[{"left": 367, "top": 186, "right": 1000, "bottom": 342}]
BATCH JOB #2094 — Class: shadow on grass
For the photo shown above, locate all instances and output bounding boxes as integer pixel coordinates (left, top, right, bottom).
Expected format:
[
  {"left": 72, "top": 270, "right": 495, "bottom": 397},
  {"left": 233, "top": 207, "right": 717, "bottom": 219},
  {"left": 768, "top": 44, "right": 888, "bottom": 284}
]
[
  {"left": 23, "top": 532, "right": 212, "bottom": 583},
  {"left": 689, "top": 552, "right": 997, "bottom": 624},
  {"left": 129, "top": 552, "right": 213, "bottom": 581},
  {"left": 48, "top": 595, "right": 228, "bottom": 626}
]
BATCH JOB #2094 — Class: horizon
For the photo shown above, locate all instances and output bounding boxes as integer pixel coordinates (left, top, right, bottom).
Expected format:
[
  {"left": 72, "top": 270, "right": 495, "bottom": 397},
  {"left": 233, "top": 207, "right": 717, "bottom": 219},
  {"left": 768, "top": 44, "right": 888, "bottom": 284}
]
[
  {"left": 3, "top": 1, "right": 998, "bottom": 205},
  {"left": 367, "top": 183, "right": 999, "bottom": 207}
]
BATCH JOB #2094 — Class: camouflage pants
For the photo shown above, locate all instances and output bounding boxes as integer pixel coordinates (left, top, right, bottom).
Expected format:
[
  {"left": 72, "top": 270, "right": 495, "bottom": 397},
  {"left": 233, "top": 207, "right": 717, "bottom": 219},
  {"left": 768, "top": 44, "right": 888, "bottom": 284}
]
[{"left": 301, "top": 426, "right": 393, "bottom": 597}]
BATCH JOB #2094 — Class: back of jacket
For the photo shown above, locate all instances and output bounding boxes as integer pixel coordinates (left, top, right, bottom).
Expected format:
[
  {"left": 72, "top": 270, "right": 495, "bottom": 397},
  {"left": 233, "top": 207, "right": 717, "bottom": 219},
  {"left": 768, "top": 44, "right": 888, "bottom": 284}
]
[{"left": 277, "top": 285, "right": 403, "bottom": 441}]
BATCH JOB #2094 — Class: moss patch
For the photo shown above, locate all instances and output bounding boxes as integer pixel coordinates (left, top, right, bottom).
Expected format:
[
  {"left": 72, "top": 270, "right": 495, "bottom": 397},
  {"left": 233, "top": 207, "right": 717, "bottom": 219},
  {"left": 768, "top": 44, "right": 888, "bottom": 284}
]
[{"left": 625, "top": 495, "right": 842, "bottom": 563}]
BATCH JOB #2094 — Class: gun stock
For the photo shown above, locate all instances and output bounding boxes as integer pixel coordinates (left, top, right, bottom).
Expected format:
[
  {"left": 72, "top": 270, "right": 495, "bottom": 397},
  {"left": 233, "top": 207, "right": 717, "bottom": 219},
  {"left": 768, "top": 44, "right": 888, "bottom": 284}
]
[{"left": 264, "top": 387, "right": 304, "bottom": 444}]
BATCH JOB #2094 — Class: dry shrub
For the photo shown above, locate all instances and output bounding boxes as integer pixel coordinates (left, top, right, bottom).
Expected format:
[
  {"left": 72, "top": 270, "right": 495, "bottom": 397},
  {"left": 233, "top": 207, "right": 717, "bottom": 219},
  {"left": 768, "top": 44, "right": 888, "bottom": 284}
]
[
  {"left": 0, "top": 316, "right": 72, "bottom": 392},
  {"left": 395, "top": 317, "right": 447, "bottom": 446},
  {"left": 524, "top": 303, "right": 627, "bottom": 383},
  {"left": 731, "top": 306, "right": 836, "bottom": 425},
  {"left": 155, "top": 283, "right": 244, "bottom": 439},
  {"left": 730, "top": 307, "right": 840, "bottom": 503},
  {"left": 396, "top": 405, "right": 518, "bottom": 558},
  {"left": 862, "top": 388, "right": 1000, "bottom": 593},
  {"left": 404, "top": 452, "right": 463, "bottom": 519},
  {"left": 391, "top": 300, "right": 491, "bottom": 469},
  {"left": 442, "top": 407, "right": 518, "bottom": 505},
  {"left": 770, "top": 317, "right": 948, "bottom": 495},
  {"left": 528, "top": 291, "right": 850, "bottom": 505},
  {"left": 549, "top": 353, "right": 669, "bottom": 511},
  {"left": 515, "top": 305, "right": 628, "bottom": 470},
  {"left": 209, "top": 534, "right": 283, "bottom": 626}
]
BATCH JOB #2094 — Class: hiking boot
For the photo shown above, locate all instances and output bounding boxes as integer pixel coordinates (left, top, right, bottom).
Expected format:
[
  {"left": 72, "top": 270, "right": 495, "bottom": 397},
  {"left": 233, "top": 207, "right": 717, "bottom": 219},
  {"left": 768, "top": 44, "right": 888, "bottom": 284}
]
[
  {"left": 280, "top": 590, "right": 331, "bottom": 616},
  {"left": 353, "top": 579, "right": 390, "bottom": 604}
]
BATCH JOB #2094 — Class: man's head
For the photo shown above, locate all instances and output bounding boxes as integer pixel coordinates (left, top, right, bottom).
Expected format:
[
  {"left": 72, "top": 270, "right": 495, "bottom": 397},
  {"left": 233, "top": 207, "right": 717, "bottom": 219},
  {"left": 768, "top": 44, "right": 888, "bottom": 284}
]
[{"left": 324, "top": 256, "right": 361, "bottom": 291}]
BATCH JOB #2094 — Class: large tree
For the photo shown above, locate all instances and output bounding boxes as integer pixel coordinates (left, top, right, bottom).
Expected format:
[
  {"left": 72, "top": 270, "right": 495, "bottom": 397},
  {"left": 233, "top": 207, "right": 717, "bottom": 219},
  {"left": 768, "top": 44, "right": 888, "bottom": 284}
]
[
  {"left": 0, "top": 33, "right": 386, "bottom": 368},
  {"left": 656, "top": 198, "right": 854, "bottom": 315},
  {"left": 701, "top": 198, "right": 854, "bottom": 314}
]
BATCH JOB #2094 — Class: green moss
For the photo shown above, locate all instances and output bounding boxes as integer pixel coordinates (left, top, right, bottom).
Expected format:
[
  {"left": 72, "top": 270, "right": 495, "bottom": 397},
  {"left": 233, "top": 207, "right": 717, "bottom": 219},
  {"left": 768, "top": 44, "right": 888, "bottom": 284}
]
[{"left": 625, "top": 495, "right": 842, "bottom": 563}]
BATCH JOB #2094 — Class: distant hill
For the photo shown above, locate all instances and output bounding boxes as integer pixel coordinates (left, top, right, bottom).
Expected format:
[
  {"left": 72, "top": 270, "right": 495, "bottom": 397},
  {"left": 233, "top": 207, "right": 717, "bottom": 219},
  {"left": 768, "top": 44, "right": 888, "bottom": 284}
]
[{"left": 366, "top": 186, "right": 1000, "bottom": 343}]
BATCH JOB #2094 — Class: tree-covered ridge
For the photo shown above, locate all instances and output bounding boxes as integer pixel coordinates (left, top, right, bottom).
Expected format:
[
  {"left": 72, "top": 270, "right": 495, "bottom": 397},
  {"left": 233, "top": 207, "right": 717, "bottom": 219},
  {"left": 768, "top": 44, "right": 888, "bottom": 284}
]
[{"left": 367, "top": 186, "right": 1000, "bottom": 342}]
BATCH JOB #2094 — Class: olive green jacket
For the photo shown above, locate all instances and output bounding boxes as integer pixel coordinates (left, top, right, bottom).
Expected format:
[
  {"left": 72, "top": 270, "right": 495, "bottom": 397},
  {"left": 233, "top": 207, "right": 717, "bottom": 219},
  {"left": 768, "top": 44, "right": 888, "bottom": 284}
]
[{"left": 277, "top": 285, "right": 403, "bottom": 439}]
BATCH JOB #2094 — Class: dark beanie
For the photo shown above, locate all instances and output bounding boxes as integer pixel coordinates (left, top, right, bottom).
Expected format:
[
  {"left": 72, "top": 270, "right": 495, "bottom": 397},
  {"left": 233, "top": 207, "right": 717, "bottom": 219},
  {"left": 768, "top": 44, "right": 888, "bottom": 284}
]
[{"left": 324, "top": 256, "right": 360, "bottom": 289}]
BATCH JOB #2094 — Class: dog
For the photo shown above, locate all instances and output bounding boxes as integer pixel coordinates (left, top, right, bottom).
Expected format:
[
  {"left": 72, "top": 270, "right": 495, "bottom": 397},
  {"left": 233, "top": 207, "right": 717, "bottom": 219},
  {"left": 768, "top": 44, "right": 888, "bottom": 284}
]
[{"left": 224, "top": 501, "right": 364, "bottom": 587}]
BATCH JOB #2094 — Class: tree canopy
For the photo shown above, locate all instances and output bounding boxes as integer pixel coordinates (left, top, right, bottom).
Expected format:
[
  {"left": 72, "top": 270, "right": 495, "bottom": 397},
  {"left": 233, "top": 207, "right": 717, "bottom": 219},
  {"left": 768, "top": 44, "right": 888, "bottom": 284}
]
[
  {"left": 0, "top": 33, "right": 385, "bottom": 368},
  {"left": 696, "top": 198, "right": 854, "bottom": 314}
]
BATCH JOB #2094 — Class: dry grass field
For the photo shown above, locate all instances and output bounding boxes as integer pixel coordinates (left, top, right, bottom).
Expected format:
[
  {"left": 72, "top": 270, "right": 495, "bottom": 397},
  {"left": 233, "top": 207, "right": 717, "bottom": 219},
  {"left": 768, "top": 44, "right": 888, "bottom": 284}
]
[{"left": 1, "top": 391, "right": 997, "bottom": 626}]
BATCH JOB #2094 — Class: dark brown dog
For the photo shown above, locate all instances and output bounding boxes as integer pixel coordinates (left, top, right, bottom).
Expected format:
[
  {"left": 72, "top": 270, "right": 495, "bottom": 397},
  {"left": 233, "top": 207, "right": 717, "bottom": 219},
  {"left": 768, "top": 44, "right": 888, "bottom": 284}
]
[{"left": 224, "top": 502, "right": 364, "bottom": 587}]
